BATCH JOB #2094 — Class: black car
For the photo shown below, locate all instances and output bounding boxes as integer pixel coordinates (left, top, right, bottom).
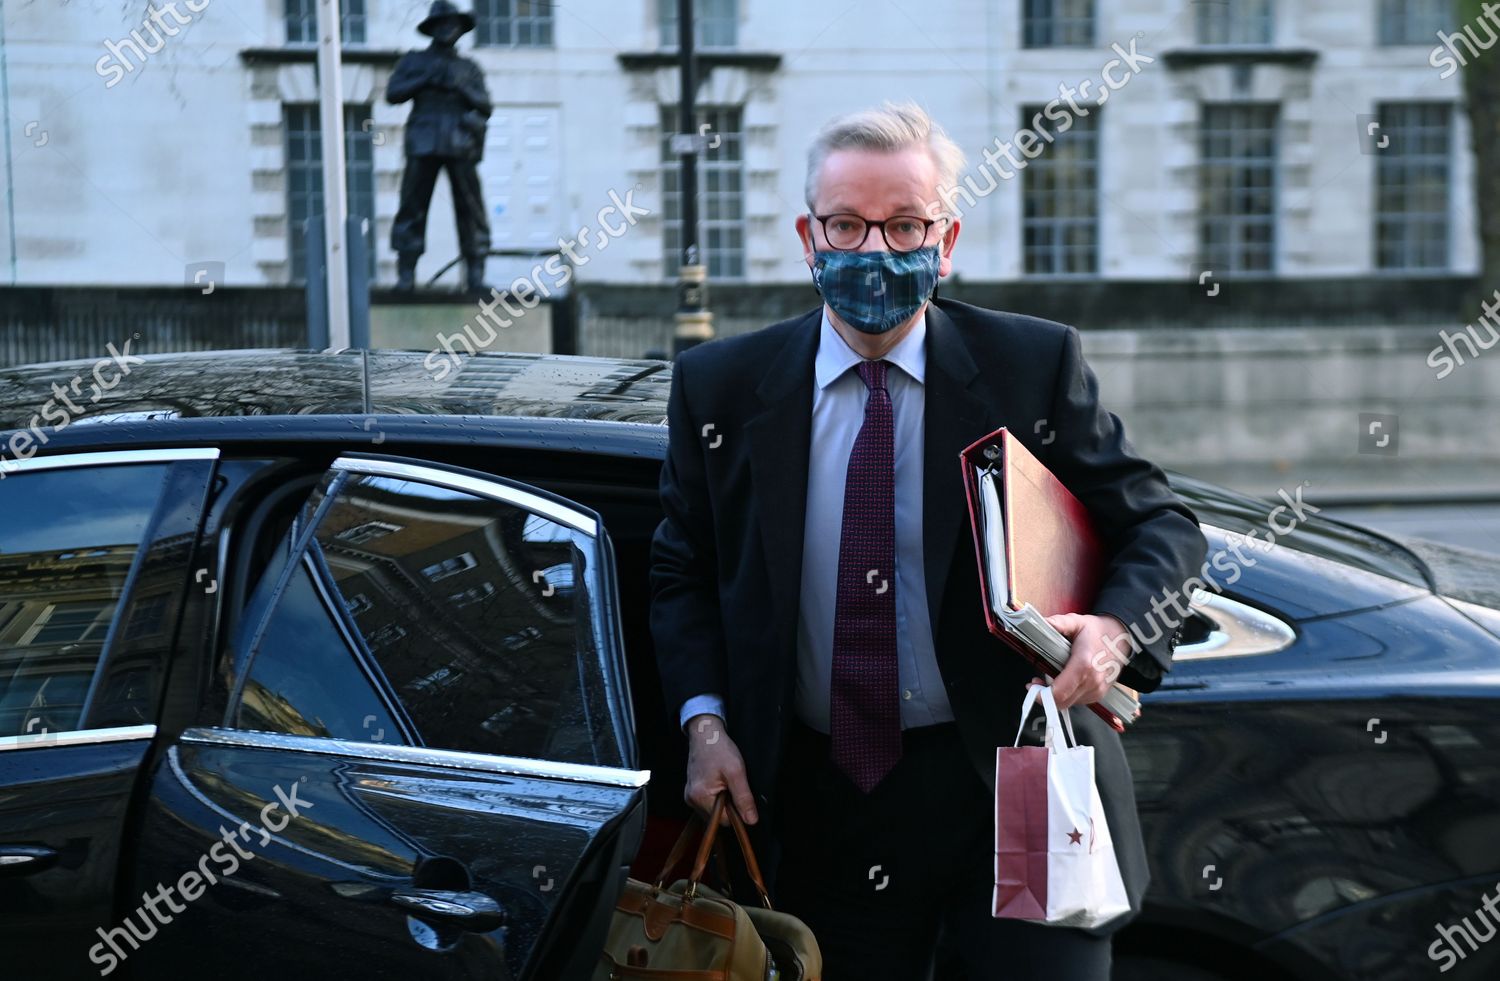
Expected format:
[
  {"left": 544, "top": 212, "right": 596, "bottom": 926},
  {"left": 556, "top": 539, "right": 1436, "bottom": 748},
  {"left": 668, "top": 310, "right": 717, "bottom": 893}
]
[{"left": 0, "top": 350, "right": 1496, "bottom": 981}]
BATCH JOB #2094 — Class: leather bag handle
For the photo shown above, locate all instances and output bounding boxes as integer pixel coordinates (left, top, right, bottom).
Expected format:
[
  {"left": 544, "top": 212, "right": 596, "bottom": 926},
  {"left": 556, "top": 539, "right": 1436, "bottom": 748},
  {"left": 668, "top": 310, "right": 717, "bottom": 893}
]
[
  {"left": 684, "top": 794, "right": 728, "bottom": 895},
  {"left": 685, "top": 792, "right": 772, "bottom": 908},
  {"left": 723, "top": 796, "right": 772, "bottom": 909},
  {"left": 654, "top": 808, "right": 711, "bottom": 891}
]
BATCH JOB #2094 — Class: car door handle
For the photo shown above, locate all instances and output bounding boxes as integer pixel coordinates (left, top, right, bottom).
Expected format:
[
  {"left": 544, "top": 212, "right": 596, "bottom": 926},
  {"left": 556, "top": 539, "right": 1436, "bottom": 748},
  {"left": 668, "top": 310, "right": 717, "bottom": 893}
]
[
  {"left": 389, "top": 888, "right": 508, "bottom": 932},
  {"left": 0, "top": 846, "right": 57, "bottom": 877},
  {"left": 1174, "top": 593, "right": 1296, "bottom": 662}
]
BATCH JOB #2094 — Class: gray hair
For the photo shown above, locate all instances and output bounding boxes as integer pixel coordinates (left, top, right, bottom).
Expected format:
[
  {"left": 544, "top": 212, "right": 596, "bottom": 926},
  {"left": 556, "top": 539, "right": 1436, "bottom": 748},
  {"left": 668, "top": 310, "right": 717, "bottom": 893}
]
[{"left": 804, "top": 101, "right": 967, "bottom": 216}]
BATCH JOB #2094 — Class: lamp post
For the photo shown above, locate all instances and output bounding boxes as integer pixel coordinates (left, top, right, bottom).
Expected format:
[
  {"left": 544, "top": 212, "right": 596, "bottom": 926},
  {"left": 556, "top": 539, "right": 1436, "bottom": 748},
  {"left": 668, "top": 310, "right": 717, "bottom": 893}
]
[
  {"left": 315, "top": 0, "right": 351, "bottom": 349},
  {"left": 671, "top": 0, "right": 713, "bottom": 356}
]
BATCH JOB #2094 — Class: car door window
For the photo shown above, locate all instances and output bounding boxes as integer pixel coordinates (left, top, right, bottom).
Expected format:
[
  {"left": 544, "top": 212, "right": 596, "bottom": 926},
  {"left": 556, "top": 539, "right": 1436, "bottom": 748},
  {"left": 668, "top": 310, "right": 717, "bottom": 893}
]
[
  {"left": 235, "top": 550, "right": 402, "bottom": 742},
  {"left": 233, "top": 460, "right": 624, "bottom": 768},
  {"left": 0, "top": 463, "right": 170, "bottom": 737}
]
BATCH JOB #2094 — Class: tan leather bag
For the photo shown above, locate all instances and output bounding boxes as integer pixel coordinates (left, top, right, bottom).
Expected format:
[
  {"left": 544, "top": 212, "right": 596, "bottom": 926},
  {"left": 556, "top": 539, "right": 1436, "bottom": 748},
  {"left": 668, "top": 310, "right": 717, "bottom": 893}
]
[{"left": 596, "top": 793, "right": 822, "bottom": 980}]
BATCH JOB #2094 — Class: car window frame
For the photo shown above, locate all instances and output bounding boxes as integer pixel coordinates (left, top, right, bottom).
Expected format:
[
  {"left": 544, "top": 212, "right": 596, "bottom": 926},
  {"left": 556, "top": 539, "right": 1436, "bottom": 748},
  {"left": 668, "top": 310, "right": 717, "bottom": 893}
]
[
  {"left": 301, "top": 533, "right": 424, "bottom": 744},
  {"left": 0, "top": 447, "right": 219, "bottom": 752},
  {"left": 221, "top": 453, "right": 634, "bottom": 771}
]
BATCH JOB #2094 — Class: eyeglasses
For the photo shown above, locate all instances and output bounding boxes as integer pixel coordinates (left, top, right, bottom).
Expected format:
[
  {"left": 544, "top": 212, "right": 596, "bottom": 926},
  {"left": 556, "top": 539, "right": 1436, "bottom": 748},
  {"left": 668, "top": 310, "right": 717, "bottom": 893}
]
[{"left": 810, "top": 212, "right": 947, "bottom": 253}]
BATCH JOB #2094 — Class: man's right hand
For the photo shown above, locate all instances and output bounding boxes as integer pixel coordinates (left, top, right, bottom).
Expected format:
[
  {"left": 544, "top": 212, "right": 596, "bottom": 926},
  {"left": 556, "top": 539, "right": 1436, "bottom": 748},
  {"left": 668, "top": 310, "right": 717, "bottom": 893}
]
[{"left": 684, "top": 714, "right": 758, "bottom": 826}]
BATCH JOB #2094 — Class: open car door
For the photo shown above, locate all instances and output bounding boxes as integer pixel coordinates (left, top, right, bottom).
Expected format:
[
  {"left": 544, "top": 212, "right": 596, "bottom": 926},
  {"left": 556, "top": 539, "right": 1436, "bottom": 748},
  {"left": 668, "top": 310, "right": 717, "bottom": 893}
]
[{"left": 127, "top": 455, "right": 646, "bottom": 980}]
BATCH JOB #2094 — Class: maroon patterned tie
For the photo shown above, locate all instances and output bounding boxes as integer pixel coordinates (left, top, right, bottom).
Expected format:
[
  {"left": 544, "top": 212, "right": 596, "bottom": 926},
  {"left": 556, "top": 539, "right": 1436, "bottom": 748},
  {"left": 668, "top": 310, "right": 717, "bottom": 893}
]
[{"left": 830, "top": 359, "right": 901, "bottom": 793}]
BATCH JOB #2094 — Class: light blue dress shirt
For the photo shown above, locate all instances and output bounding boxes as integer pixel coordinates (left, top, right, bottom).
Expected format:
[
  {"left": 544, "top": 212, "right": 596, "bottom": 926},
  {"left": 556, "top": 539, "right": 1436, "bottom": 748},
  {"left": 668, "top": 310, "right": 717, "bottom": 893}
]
[{"left": 680, "top": 309, "right": 956, "bottom": 733}]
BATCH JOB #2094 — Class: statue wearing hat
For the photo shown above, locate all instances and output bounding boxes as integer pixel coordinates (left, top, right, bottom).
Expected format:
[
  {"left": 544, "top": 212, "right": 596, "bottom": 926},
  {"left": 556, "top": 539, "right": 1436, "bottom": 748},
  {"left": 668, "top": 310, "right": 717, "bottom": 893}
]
[{"left": 388, "top": 1, "right": 492, "bottom": 292}]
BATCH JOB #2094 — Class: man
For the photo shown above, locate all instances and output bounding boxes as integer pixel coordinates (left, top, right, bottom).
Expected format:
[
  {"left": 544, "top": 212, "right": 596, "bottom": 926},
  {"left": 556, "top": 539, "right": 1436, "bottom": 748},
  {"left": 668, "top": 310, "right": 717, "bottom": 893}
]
[
  {"left": 649, "top": 102, "right": 1207, "bottom": 979},
  {"left": 388, "top": 1, "right": 492, "bottom": 293}
]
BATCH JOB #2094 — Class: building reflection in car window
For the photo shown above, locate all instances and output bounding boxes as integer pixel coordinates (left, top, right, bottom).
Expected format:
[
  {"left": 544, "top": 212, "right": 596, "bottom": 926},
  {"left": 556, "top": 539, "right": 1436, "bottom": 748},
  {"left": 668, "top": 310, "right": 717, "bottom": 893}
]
[
  {"left": 237, "top": 473, "right": 619, "bottom": 768},
  {"left": 0, "top": 464, "right": 169, "bottom": 736},
  {"left": 235, "top": 552, "right": 401, "bottom": 743}
]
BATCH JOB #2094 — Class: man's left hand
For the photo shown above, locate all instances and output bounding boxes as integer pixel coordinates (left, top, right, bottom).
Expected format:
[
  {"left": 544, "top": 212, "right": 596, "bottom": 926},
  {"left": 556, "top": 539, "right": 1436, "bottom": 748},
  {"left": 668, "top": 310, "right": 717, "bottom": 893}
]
[{"left": 1037, "top": 613, "right": 1131, "bottom": 710}]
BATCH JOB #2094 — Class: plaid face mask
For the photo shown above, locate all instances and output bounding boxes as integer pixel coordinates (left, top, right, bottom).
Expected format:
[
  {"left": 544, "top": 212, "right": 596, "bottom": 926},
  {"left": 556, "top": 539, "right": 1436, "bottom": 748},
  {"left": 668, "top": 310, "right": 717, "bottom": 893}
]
[{"left": 811, "top": 246, "right": 942, "bottom": 335}]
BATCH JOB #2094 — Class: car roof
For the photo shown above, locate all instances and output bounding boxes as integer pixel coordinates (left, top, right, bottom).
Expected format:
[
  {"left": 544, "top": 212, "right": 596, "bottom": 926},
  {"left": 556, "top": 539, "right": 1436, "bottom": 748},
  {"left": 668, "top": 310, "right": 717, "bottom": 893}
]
[{"left": 0, "top": 348, "right": 672, "bottom": 428}]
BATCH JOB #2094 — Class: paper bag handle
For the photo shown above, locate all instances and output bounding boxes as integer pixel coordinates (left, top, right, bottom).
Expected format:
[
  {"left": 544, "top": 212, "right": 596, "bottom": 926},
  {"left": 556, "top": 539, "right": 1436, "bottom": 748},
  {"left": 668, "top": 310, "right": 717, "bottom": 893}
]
[{"left": 1013, "top": 683, "right": 1078, "bottom": 752}]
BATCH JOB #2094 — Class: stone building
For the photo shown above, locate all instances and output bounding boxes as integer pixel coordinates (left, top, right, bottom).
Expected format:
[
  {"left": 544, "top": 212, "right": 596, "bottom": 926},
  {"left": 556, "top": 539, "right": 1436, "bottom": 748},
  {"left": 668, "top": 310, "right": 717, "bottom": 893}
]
[{"left": 0, "top": 0, "right": 1477, "bottom": 293}]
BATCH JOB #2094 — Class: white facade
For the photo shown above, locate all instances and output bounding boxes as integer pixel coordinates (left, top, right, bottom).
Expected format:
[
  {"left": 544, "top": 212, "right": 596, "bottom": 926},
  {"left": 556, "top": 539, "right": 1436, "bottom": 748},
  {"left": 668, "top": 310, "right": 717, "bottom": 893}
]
[{"left": 0, "top": 0, "right": 1478, "bottom": 288}]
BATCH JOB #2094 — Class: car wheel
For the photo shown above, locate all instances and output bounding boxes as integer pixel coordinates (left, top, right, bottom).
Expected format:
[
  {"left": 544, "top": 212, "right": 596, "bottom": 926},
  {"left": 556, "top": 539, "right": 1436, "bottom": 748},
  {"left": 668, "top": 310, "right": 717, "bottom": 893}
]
[{"left": 1115, "top": 956, "right": 1231, "bottom": 981}]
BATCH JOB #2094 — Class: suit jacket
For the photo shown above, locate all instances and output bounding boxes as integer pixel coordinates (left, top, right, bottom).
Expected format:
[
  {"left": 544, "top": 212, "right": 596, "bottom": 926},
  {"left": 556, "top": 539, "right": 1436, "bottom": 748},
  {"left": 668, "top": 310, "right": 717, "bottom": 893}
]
[
  {"left": 648, "top": 297, "right": 1208, "bottom": 931},
  {"left": 387, "top": 47, "right": 492, "bottom": 161}
]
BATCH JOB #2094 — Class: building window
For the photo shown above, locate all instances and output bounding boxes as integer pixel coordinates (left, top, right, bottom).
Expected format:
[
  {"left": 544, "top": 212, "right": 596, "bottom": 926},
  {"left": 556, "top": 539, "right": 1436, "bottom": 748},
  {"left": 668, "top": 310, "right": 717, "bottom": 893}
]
[
  {"left": 421, "top": 552, "right": 478, "bottom": 582},
  {"left": 661, "top": 106, "right": 745, "bottom": 280},
  {"left": 284, "top": 104, "right": 376, "bottom": 284},
  {"left": 1377, "top": 0, "right": 1450, "bottom": 45},
  {"left": 474, "top": 0, "right": 555, "bottom": 47},
  {"left": 365, "top": 622, "right": 409, "bottom": 650},
  {"left": 28, "top": 602, "right": 112, "bottom": 646},
  {"left": 1375, "top": 103, "right": 1452, "bottom": 271},
  {"left": 337, "top": 521, "right": 404, "bottom": 544},
  {"left": 660, "top": 0, "right": 738, "bottom": 49},
  {"left": 1199, "top": 104, "right": 1278, "bottom": 273},
  {"left": 1021, "top": 0, "right": 1094, "bottom": 48},
  {"left": 1196, "top": 0, "right": 1273, "bottom": 45},
  {"left": 121, "top": 593, "right": 169, "bottom": 641},
  {"left": 285, "top": 0, "right": 366, "bottom": 44},
  {"left": 449, "top": 582, "right": 497, "bottom": 607},
  {"left": 1021, "top": 107, "right": 1099, "bottom": 275}
]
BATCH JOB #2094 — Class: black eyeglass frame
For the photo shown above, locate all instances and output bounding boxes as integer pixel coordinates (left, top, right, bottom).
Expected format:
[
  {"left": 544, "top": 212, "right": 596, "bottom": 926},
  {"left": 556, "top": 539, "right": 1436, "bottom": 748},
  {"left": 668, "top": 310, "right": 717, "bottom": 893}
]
[{"left": 808, "top": 212, "right": 951, "bottom": 253}]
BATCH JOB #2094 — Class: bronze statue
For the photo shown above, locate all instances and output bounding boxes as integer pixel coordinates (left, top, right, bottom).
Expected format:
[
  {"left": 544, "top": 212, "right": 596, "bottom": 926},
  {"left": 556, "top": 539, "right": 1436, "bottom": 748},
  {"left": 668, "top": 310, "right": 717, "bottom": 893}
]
[{"left": 388, "top": 1, "right": 493, "bottom": 292}]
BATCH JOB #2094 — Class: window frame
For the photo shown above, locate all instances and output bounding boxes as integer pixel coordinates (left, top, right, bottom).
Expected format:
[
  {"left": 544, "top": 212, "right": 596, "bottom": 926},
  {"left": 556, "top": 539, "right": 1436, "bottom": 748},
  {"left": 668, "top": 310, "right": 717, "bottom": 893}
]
[
  {"left": 284, "top": 103, "right": 377, "bottom": 285},
  {"left": 1021, "top": 0, "right": 1095, "bottom": 49},
  {"left": 23, "top": 601, "right": 114, "bottom": 647},
  {"left": 1198, "top": 102, "right": 1280, "bottom": 274},
  {"left": 180, "top": 724, "right": 648, "bottom": 787},
  {"left": 661, "top": 105, "right": 747, "bottom": 280},
  {"left": 1020, "top": 104, "right": 1101, "bottom": 277},
  {"left": 1376, "top": 0, "right": 1450, "bottom": 46},
  {"left": 659, "top": 0, "right": 739, "bottom": 50},
  {"left": 473, "top": 0, "right": 557, "bottom": 48},
  {"left": 0, "top": 447, "right": 220, "bottom": 752},
  {"left": 223, "top": 455, "right": 634, "bottom": 771},
  {"left": 284, "top": 0, "right": 367, "bottom": 45},
  {"left": 1373, "top": 101, "right": 1454, "bottom": 272},
  {"left": 1195, "top": 0, "right": 1274, "bottom": 46}
]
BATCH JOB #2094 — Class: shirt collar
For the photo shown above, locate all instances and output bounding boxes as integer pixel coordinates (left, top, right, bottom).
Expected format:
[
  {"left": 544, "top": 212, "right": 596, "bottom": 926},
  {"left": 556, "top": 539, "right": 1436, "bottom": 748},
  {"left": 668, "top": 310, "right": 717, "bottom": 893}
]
[{"left": 814, "top": 306, "right": 928, "bottom": 390}]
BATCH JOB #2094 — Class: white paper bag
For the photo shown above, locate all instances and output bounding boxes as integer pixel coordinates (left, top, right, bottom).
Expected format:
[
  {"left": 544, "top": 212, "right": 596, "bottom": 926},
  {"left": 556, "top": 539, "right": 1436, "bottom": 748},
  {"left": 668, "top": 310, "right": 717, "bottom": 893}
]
[{"left": 994, "top": 684, "right": 1131, "bottom": 929}]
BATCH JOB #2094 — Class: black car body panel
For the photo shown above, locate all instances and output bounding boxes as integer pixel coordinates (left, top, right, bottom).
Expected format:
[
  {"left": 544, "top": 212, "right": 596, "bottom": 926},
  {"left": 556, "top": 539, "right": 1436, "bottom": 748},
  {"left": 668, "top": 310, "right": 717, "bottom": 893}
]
[
  {"left": 128, "top": 736, "right": 642, "bottom": 979},
  {"left": 0, "top": 739, "right": 153, "bottom": 970},
  {"left": 1136, "top": 603, "right": 1500, "bottom": 976}
]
